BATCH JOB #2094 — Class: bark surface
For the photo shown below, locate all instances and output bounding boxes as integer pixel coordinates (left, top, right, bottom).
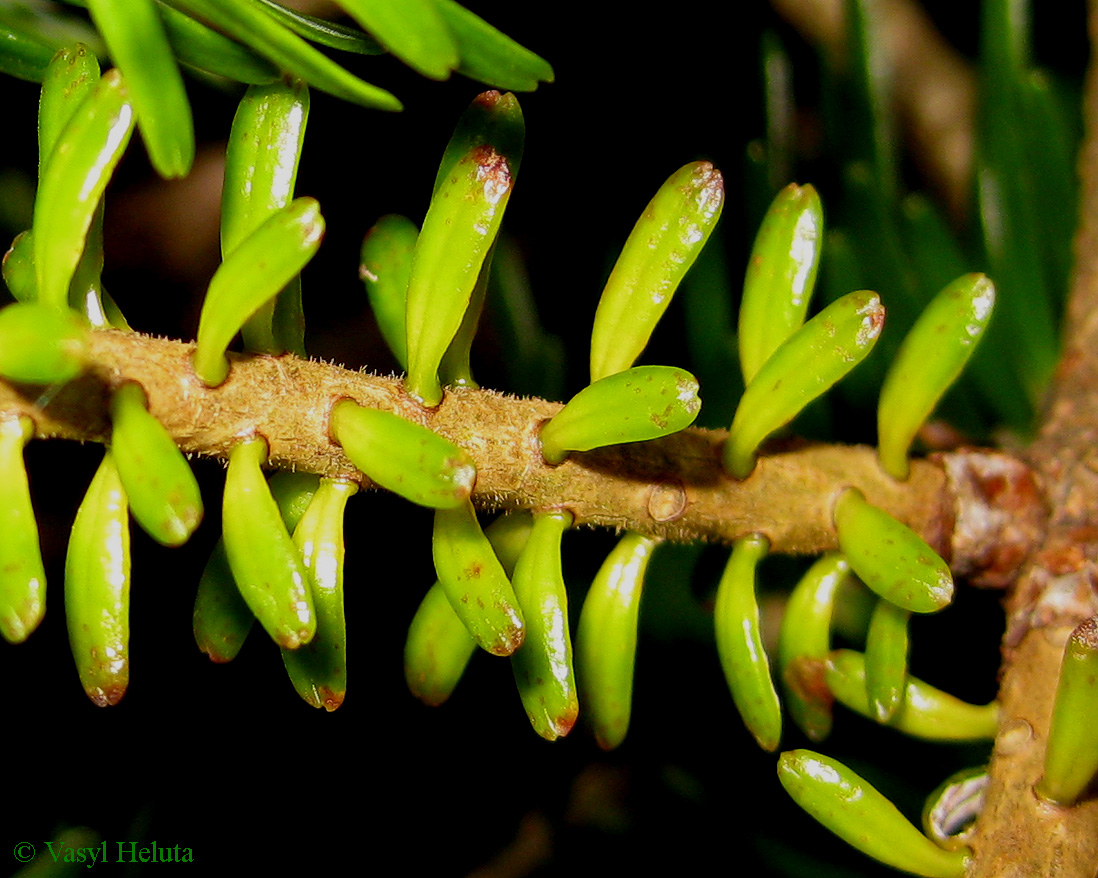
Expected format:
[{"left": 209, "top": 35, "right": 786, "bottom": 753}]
[{"left": 968, "top": 4, "right": 1098, "bottom": 875}]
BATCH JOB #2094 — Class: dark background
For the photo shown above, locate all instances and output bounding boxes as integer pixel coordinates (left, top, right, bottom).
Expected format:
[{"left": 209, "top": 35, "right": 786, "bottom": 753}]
[{"left": 0, "top": 2, "right": 1088, "bottom": 875}]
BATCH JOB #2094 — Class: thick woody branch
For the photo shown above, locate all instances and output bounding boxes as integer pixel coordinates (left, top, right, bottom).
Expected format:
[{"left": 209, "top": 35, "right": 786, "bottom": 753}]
[
  {"left": 967, "top": 4, "right": 1098, "bottom": 875},
  {"left": 0, "top": 329, "right": 1039, "bottom": 572}
]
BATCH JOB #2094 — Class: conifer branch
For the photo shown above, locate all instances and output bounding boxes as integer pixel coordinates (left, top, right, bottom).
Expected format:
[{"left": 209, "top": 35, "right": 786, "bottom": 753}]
[
  {"left": 967, "top": 3, "right": 1098, "bottom": 874},
  {"left": 0, "top": 328, "right": 1041, "bottom": 574}
]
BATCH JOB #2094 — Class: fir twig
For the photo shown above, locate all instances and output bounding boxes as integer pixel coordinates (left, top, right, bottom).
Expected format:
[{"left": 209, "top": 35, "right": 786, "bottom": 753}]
[
  {"left": 968, "top": 2, "right": 1098, "bottom": 874},
  {"left": 0, "top": 328, "right": 1042, "bottom": 574}
]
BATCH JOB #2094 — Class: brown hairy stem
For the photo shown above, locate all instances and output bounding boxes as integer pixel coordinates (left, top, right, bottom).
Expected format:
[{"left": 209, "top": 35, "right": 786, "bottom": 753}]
[{"left": 0, "top": 328, "right": 1037, "bottom": 572}]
